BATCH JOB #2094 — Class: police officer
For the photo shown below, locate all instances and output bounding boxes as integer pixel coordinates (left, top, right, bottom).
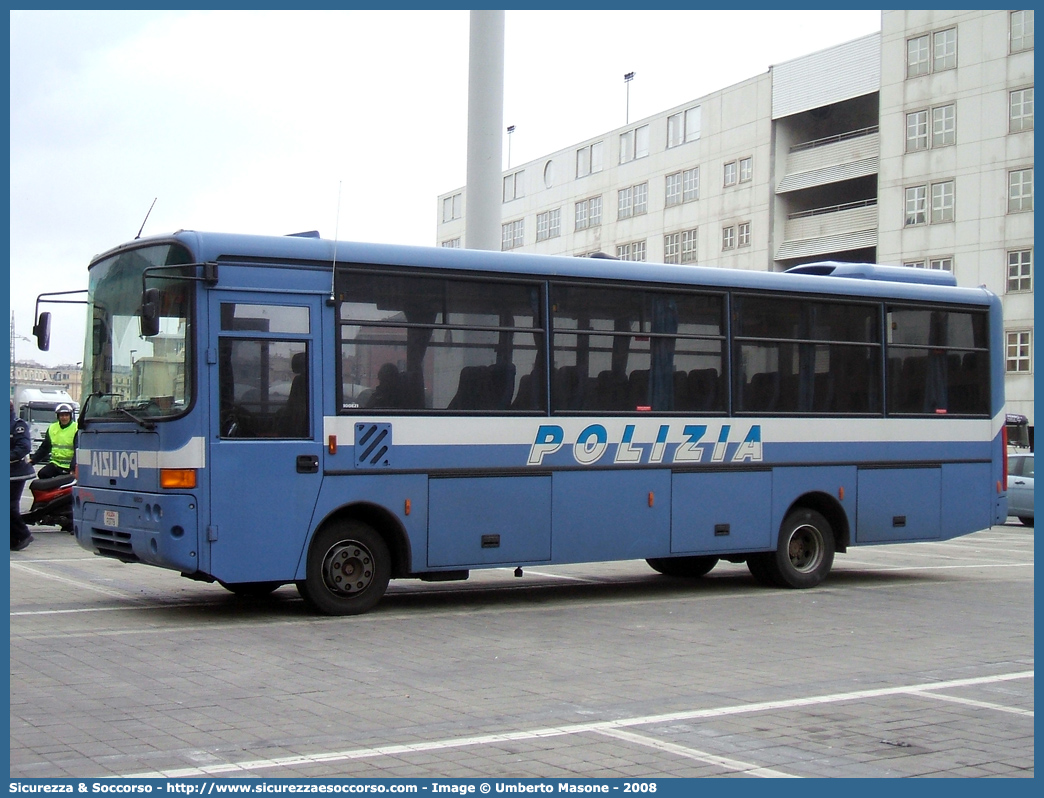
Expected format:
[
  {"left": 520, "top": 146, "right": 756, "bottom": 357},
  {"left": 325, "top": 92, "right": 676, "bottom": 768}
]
[
  {"left": 30, "top": 403, "right": 78, "bottom": 480},
  {"left": 10, "top": 401, "right": 35, "bottom": 550}
]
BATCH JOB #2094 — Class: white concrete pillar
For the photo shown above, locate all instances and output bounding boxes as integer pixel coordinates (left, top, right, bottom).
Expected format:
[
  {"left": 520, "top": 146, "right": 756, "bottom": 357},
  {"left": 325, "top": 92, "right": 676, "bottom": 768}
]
[{"left": 464, "top": 10, "right": 505, "bottom": 251}]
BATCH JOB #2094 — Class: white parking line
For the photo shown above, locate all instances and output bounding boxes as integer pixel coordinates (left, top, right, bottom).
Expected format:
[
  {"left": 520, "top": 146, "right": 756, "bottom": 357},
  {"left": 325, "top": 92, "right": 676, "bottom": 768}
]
[
  {"left": 593, "top": 727, "right": 799, "bottom": 778},
  {"left": 9, "top": 562, "right": 132, "bottom": 599},
  {"left": 123, "top": 670, "right": 1033, "bottom": 779},
  {"left": 910, "top": 689, "right": 1034, "bottom": 717},
  {"left": 836, "top": 561, "right": 1032, "bottom": 572}
]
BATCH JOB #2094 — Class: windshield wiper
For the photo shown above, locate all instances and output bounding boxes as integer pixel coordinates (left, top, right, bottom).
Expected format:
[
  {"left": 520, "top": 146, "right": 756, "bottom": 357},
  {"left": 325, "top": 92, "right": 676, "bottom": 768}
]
[
  {"left": 80, "top": 393, "right": 156, "bottom": 431},
  {"left": 117, "top": 406, "right": 156, "bottom": 431}
]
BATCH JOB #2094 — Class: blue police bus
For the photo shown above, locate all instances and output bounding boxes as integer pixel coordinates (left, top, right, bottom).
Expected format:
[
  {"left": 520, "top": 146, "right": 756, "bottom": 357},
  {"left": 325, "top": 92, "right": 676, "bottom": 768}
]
[{"left": 37, "top": 230, "right": 1009, "bottom": 615}]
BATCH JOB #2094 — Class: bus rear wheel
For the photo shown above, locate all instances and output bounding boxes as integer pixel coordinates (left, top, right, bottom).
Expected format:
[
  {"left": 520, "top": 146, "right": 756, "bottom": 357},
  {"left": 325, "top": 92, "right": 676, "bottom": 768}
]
[
  {"left": 297, "top": 521, "right": 391, "bottom": 616},
  {"left": 646, "top": 555, "right": 719, "bottom": 578},
  {"left": 766, "top": 508, "right": 835, "bottom": 589}
]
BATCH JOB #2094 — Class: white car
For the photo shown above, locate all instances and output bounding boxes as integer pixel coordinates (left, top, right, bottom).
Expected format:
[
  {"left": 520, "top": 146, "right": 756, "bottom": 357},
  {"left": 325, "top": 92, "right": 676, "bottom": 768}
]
[{"left": 1007, "top": 453, "right": 1034, "bottom": 526}]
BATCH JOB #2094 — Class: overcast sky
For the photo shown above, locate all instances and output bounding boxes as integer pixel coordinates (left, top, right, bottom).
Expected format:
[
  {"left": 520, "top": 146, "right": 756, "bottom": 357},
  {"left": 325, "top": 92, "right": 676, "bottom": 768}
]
[{"left": 8, "top": 9, "right": 882, "bottom": 367}]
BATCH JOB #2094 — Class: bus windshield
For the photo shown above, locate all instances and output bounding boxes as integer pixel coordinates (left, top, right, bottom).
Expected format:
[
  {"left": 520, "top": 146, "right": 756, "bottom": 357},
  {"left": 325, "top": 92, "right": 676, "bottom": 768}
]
[{"left": 82, "top": 243, "right": 195, "bottom": 422}]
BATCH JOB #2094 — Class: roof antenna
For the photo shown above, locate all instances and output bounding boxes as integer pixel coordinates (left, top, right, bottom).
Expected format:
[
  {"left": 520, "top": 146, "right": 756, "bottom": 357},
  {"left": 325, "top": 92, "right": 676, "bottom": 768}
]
[
  {"left": 135, "top": 197, "right": 157, "bottom": 240},
  {"left": 327, "top": 181, "right": 342, "bottom": 306}
]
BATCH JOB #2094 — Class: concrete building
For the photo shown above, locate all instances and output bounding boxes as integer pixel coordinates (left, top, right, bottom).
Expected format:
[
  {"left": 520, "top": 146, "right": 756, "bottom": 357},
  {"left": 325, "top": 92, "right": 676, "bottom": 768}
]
[
  {"left": 437, "top": 9, "right": 1034, "bottom": 440},
  {"left": 11, "top": 362, "right": 84, "bottom": 404}
]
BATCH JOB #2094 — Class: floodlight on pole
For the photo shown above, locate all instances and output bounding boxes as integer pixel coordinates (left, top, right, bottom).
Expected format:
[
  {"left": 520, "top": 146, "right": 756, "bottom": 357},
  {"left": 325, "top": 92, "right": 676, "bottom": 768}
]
[{"left": 624, "top": 72, "right": 635, "bottom": 124}]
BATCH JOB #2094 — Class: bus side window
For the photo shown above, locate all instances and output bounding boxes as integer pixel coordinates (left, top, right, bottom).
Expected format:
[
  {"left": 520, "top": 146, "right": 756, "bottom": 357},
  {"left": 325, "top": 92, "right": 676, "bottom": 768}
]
[{"left": 219, "top": 339, "right": 309, "bottom": 438}]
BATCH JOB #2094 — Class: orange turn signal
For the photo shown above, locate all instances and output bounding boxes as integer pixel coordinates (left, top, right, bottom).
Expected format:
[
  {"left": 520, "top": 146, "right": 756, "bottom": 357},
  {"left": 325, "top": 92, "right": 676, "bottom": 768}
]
[{"left": 160, "top": 468, "right": 197, "bottom": 489}]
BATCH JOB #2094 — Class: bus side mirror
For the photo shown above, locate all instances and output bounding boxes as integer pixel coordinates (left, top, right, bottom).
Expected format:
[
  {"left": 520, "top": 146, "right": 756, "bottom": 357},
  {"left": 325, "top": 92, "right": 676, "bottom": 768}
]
[
  {"left": 32, "top": 312, "right": 51, "bottom": 351},
  {"left": 140, "top": 288, "right": 161, "bottom": 337}
]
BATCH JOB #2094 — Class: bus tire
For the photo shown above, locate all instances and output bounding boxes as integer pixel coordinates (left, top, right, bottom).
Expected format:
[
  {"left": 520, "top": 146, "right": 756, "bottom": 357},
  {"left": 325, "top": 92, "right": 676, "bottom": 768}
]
[
  {"left": 1018, "top": 516, "right": 1034, "bottom": 527},
  {"left": 297, "top": 521, "right": 391, "bottom": 616},
  {"left": 646, "top": 555, "right": 719, "bottom": 578},
  {"left": 220, "top": 581, "right": 282, "bottom": 597},
  {"left": 768, "top": 508, "right": 835, "bottom": 589}
]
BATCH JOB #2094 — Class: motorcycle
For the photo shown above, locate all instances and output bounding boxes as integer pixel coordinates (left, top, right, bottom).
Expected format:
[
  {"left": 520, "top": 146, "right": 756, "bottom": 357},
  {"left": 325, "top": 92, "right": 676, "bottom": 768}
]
[{"left": 21, "top": 473, "right": 75, "bottom": 533}]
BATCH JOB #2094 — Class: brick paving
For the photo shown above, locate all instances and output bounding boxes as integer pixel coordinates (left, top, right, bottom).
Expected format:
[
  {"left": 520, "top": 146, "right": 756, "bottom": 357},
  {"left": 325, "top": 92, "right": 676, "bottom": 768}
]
[{"left": 9, "top": 524, "right": 1033, "bottom": 778}]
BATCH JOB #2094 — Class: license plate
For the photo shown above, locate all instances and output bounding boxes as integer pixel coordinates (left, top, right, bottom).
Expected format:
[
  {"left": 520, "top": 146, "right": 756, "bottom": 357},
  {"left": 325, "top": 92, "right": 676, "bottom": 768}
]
[{"left": 103, "top": 510, "right": 119, "bottom": 527}]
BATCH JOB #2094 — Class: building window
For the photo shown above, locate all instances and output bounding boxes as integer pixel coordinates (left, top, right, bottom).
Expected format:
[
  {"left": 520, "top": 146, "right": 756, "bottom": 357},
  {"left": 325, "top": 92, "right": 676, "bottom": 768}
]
[
  {"left": 932, "top": 104, "right": 956, "bottom": 147},
  {"left": 664, "top": 232, "right": 680, "bottom": 264},
  {"left": 1009, "top": 168, "right": 1034, "bottom": 212},
  {"left": 619, "top": 124, "right": 649, "bottom": 164},
  {"left": 739, "top": 157, "right": 753, "bottom": 183},
  {"left": 907, "top": 27, "right": 957, "bottom": 77},
  {"left": 1006, "top": 330, "right": 1032, "bottom": 373},
  {"left": 503, "top": 170, "right": 524, "bottom": 203},
  {"left": 682, "top": 167, "right": 700, "bottom": 202},
  {"left": 724, "top": 161, "right": 738, "bottom": 187},
  {"left": 929, "top": 257, "right": 953, "bottom": 272},
  {"left": 575, "top": 196, "right": 602, "bottom": 231},
  {"left": 633, "top": 183, "right": 648, "bottom": 215},
  {"left": 933, "top": 28, "right": 957, "bottom": 72},
  {"left": 536, "top": 209, "right": 561, "bottom": 242},
  {"left": 681, "top": 229, "right": 698, "bottom": 263},
  {"left": 618, "top": 187, "right": 632, "bottom": 219},
  {"left": 618, "top": 183, "right": 648, "bottom": 219},
  {"left": 616, "top": 241, "right": 646, "bottom": 262},
  {"left": 1010, "top": 87, "right": 1034, "bottom": 132},
  {"left": 441, "top": 238, "right": 461, "bottom": 248},
  {"left": 931, "top": 180, "right": 955, "bottom": 223},
  {"left": 905, "top": 185, "right": 928, "bottom": 226},
  {"left": 667, "top": 106, "right": 701, "bottom": 148},
  {"left": 576, "top": 141, "right": 604, "bottom": 178},
  {"left": 906, "top": 110, "right": 928, "bottom": 151},
  {"left": 666, "top": 172, "right": 682, "bottom": 207},
  {"left": 1008, "top": 249, "right": 1033, "bottom": 292},
  {"left": 906, "top": 104, "right": 955, "bottom": 151},
  {"left": 1011, "top": 10, "right": 1034, "bottom": 53},
  {"left": 501, "top": 219, "right": 524, "bottom": 251},
  {"left": 668, "top": 167, "right": 701, "bottom": 206},
  {"left": 737, "top": 222, "right": 751, "bottom": 247},
  {"left": 907, "top": 34, "right": 930, "bottom": 77},
  {"left": 722, "top": 226, "right": 735, "bottom": 250},
  {"left": 442, "top": 193, "right": 461, "bottom": 223},
  {"left": 905, "top": 181, "right": 954, "bottom": 225},
  {"left": 907, "top": 257, "right": 953, "bottom": 272},
  {"left": 664, "top": 229, "right": 698, "bottom": 264}
]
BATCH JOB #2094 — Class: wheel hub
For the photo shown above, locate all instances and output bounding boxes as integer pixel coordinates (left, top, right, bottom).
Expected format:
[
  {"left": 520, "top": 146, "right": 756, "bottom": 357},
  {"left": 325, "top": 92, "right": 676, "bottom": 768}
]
[
  {"left": 321, "top": 541, "right": 374, "bottom": 596},
  {"left": 788, "top": 524, "right": 824, "bottom": 573}
]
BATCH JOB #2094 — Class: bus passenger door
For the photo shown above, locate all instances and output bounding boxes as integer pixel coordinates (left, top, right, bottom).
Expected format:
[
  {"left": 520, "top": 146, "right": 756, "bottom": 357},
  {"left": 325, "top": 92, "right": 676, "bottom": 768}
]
[{"left": 205, "top": 293, "right": 324, "bottom": 584}]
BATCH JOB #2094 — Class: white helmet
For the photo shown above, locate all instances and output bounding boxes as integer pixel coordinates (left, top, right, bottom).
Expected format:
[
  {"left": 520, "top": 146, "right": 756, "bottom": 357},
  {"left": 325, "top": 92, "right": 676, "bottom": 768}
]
[{"left": 55, "top": 403, "right": 74, "bottom": 417}]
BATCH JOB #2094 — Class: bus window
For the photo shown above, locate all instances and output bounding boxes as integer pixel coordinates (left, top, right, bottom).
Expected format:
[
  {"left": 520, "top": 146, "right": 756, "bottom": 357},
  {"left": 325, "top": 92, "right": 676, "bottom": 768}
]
[
  {"left": 733, "top": 295, "right": 881, "bottom": 414},
  {"left": 219, "top": 339, "right": 309, "bottom": 438},
  {"left": 550, "top": 284, "right": 724, "bottom": 413},
  {"left": 886, "top": 307, "right": 989, "bottom": 416},
  {"left": 337, "top": 271, "right": 545, "bottom": 412}
]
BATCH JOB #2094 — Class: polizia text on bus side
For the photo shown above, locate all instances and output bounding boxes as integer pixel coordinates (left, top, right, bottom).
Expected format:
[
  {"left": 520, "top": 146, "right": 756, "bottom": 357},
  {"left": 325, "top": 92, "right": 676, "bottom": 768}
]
[{"left": 31, "top": 230, "right": 1010, "bottom": 615}]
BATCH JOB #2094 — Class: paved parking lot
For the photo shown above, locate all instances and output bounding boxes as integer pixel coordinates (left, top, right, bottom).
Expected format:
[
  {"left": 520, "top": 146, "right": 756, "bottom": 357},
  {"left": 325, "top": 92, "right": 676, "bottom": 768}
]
[{"left": 9, "top": 522, "right": 1034, "bottom": 779}]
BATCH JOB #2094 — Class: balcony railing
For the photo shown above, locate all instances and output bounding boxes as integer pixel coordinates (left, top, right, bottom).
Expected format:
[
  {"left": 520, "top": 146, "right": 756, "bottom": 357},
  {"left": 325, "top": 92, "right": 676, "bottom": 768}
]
[
  {"left": 789, "top": 125, "right": 879, "bottom": 153},
  {"left": 788, "top": 198, "right": 877, "bottom": 219},
  {"left": 783, "top": 200, "right": 878, "bottom": 247}
]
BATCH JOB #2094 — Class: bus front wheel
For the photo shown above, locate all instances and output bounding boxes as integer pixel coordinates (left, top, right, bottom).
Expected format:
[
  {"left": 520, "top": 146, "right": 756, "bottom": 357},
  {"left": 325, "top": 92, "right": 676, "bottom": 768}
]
[
  {"left": 297, "top": 521, "right": 391, "bottom": 615},
  {"left": 646, "top": 555, "right": 719, "bottom": 578},
  {"left": 766, "top": 508, "right": 835, "bottom": 589}
]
